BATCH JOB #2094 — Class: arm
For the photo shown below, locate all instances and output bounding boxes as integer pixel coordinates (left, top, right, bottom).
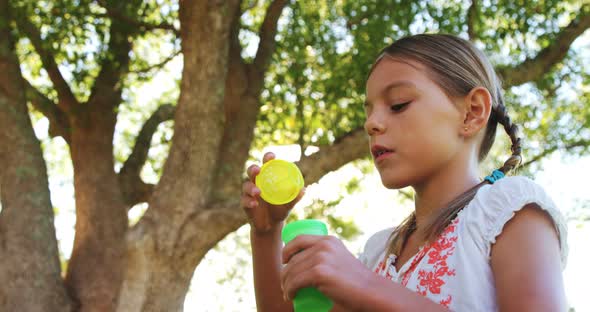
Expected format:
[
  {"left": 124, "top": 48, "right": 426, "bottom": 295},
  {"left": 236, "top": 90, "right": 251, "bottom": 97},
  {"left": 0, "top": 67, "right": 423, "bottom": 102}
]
[
  {"left": 242, "top": 152, "right": 302, "bottom": 312},
  {"left": 355, "top": 276, "right": 449, "bottom": 312},
  {"left": 491, "top": 204, "right": 567, "bottom": 311},
  {"left": 251, "top": 223, "right": 293, "bottom": 312},
  {"left": 281, "top": 235, "right": 448, "bottom": 312}
]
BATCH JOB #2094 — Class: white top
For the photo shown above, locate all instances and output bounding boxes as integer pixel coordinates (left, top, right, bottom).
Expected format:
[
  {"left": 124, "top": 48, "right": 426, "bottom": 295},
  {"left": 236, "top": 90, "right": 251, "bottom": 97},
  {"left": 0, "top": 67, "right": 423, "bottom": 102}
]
[{"left": 358, "top": 176, "right": 568, "bottom": 311}]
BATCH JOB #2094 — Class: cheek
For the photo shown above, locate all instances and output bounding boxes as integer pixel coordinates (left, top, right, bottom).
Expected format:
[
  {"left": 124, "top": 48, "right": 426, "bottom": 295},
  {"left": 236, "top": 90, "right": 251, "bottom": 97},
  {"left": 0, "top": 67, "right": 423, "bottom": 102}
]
[{"left": 398, "top": 107, "right": 461, "bottom": 158}]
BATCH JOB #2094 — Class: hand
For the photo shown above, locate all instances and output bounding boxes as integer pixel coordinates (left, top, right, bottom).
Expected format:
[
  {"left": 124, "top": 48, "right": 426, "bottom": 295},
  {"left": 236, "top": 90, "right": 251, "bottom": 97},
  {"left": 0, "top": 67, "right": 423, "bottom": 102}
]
[
  {"left": 280, "top": 235, "right": 375, "bottom": 310},
  {"left": 241, "top": 152, "right": 305, "bottom": 234}
]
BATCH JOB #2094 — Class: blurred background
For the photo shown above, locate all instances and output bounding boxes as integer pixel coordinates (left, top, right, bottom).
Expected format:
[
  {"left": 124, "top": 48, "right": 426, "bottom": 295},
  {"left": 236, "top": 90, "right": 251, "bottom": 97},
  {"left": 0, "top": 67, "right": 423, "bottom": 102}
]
[{"left": 1, "top": 0, "right": 588, "bottom": 311}]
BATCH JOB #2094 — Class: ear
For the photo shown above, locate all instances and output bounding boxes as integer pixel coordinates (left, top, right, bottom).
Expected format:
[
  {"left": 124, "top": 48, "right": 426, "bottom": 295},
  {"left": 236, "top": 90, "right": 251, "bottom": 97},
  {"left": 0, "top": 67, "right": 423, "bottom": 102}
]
[{"left": 461, "top": 86, "right": 492, "bottom": 137}]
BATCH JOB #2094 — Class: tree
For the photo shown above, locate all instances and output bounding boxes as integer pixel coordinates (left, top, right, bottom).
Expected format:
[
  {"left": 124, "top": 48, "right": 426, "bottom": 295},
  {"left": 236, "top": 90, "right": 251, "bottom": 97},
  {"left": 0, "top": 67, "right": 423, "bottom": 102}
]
[{"left": 0, "top": 0, "right": 589, "bottom": 311}]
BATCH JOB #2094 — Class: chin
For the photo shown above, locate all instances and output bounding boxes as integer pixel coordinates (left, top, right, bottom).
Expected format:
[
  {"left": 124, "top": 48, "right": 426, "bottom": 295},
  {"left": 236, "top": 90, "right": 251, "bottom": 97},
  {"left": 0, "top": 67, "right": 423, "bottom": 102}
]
[
  {"left": 375, "top": 164, "right": 416, "bottom": 189},
  {"left": 380, "top": 176, "right": 412, "bottom": 189}
]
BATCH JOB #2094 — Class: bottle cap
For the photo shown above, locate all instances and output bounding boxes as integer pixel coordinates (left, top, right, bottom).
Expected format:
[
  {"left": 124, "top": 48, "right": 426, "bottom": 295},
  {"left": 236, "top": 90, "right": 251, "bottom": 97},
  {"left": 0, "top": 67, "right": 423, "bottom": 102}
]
[
  {"left": 255, "top": 159, "right": 304, "bottom": 205},
  {"left": 281, "top": 219, "right": 327, "bottom": 244}
]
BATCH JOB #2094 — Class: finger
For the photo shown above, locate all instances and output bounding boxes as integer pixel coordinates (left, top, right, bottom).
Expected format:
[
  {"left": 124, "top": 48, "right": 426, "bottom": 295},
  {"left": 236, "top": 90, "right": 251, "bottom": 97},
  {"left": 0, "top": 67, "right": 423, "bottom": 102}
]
[
  {"left": 281, "top": 245, "right": 322, "bottom": 289},
  {"left": 242, "top": 181, "right": 260, "bottom": 197},
  {"left": 283, "top": 263, "right": 330, "bottom": 301},
  {"left": 283, "top": 269, "right": 313, "bottom": 302},
  {"left": 240, "top": 195, "right": 258, "bottom": 210},
  {"left": 246, "top": 164, "right": 260, "bottom": 182},
  {"left": 282, "top": 235, "right": 325, "bottom": 264},
  {"left": 252, "top": 198, "right": 271, "bottom": 231},
  {"left": 262, "top": 152, "right": 275, "bottom": 163}
]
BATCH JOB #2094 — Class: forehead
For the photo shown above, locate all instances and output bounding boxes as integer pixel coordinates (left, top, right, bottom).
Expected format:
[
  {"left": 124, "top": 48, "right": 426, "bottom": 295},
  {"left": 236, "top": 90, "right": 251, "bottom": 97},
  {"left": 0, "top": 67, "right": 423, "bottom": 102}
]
[{"left": 365, "top": 57, "right": 428, "bottom": 97}]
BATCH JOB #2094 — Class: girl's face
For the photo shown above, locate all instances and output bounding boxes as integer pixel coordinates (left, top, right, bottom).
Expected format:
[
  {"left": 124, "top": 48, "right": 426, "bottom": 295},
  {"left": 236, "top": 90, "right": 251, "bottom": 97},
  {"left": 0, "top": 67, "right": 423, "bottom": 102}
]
[{"left": 364, "top": 57, "right": 465, "bottom": 189}]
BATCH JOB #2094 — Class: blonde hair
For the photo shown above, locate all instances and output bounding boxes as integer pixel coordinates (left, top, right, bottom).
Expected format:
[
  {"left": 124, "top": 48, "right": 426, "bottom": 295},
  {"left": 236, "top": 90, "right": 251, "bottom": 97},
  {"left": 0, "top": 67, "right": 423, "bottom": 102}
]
[{"left": 368, "top": 34, "right": 522, "bottom": 258}]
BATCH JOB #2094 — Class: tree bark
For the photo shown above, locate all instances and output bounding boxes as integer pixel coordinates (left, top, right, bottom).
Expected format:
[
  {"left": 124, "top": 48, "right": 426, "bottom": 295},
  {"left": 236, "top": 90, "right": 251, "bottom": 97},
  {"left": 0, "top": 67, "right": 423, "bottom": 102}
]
[
  {"left": 211, "top": 0, "right": 290, "bottom": 202},
  {"left": 0, "top": 2, "right": 72, "bottom": 310},
  {"left": 119, "top": 104, "right": 175, "bottom": 207},
  {"left": 64, "top": 6, "right": 136, "bottom": 310},
  {"left": 117, "top": 2, "right": 243, "bottom": 311},
  {"left": 65, "top": 109, "right": 128, "bottom": 312}
]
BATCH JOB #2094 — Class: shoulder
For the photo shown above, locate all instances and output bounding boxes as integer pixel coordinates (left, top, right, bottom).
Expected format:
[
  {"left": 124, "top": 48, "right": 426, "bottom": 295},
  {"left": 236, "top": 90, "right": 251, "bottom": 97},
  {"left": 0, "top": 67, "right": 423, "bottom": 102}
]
[
  {"left": 490, "top": 203, "right": 568, "bottom": 310},
  {"left": 358, "top": 227, "right": 394, "bottom": 268},
  {"left": 475, "top": 176, "right": 561, "bottom": 220},
  {"left": 464, "top": 176, "right": 568, "bottom": 268},
  {"left": 480, "top": 175, "right": 552, "bottom": 202}
]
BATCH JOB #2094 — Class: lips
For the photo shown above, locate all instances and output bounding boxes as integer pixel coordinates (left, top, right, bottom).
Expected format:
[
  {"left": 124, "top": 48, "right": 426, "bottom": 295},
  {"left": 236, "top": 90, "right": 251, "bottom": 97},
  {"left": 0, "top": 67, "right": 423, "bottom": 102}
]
[{"left": 371, "top": 144, "right": 394, "bottom": 161}]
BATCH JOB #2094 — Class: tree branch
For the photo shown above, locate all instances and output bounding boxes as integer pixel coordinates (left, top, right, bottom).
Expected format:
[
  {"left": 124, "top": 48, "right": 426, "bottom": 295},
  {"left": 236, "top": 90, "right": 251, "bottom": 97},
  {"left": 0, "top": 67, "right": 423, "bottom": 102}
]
[
  {"left": 467, "top": 0, "right": 478, "bottom": 40},
  {"left": 174, "top": 199, "right": 247, "bottom": 256},
  {"left": 209, "top": 1, "right": 288, "bottom": 201},
  {"left": 250, "top": 0, "right": 289, "bottom": 83},
  {"left": 23, "top": 79, "right": 71, "bottom": 142},
  {"left": 297, "top": 127, "right": 370, "bottom": 185},
  {"left": 15, "top": 15, "right": 78, "bottom": 113},
  {"left": 121, "top": 104, "right": 175, "bottom": 179},
  {"left": 119, "top": 104, "right": 175, "bottom": 205},
  {"left": 497, "top": 4, "right": 590, "bottom": 87},
  {"left": 130, "top": 50, "right": 181, "bottom": 74},
  {"left": 88, "top": 2, "right": 140, "bottom": 109},
  {"left": 95, "top": 0, "right": 179, "bottom": 36},
  {"left": 119, "top": 179, "right": 156, "bottom": 207},
  {"left": 520, "top": 139, "right": 590, "bottom": 169}
]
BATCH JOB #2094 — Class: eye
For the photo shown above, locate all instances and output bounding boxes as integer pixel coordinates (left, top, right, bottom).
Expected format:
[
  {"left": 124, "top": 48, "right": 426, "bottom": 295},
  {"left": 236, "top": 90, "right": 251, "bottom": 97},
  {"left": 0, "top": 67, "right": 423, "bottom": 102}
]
[{"left": 390, "top": 101, "right": 410, "bottom": 113}]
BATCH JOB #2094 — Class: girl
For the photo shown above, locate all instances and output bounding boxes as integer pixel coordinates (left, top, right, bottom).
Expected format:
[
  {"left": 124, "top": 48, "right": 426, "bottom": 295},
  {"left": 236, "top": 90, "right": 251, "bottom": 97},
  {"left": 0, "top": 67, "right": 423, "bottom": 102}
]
[{"left": 241, "top": 34, "right": 568, "bottom": 311}]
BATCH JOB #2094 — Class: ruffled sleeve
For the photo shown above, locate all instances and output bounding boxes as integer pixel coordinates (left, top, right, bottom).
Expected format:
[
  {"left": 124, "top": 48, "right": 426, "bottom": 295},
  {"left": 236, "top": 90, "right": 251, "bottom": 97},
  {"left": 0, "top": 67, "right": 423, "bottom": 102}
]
[{"left": 466, "top": 176, "right": 568, "bottom": 269}]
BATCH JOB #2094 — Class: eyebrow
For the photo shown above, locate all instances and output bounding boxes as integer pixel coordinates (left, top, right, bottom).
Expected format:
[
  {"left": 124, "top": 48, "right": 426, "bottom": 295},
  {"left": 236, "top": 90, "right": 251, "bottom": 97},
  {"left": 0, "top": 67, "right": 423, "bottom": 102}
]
[{"left": 364, "top": 80, "right": 416, "bottom": 108}]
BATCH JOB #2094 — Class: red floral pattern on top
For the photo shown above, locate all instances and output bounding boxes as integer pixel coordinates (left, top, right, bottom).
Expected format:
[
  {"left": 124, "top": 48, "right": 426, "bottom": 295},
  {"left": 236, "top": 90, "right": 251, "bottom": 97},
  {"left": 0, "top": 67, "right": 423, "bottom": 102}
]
[
  {"left": 414, "top": 218, "right": 459, "bottom": 307},
  {"left": 375, "top": 217, "right": 460, "bottom": 309},
  {"left": 375, "top": 258, "right": 392, "bottom": 279}
]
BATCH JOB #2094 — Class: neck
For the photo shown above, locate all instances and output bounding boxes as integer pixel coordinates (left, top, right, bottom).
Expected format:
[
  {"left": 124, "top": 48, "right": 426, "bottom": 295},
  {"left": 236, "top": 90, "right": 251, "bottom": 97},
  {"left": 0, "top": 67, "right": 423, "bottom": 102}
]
[{"left": 411, "top": 150, "right": 480, "bottom": 232}]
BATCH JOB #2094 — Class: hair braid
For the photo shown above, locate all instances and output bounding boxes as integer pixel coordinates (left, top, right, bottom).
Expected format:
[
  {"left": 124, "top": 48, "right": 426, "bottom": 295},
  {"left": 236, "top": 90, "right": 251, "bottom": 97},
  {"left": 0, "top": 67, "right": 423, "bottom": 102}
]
[{"left": 493, "top": 96, "right": 522, "bottom": 174}]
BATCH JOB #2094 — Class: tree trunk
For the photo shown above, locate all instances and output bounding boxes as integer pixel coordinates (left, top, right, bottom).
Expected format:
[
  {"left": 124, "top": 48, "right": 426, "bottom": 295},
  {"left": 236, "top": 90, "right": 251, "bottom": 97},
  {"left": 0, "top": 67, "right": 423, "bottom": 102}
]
[
  {"left": 62, "top": 3, "right": 136, "bottom": 309},
  {"left": 117, "top": 206, "right": 246, "bottom": 312},
  {"left": 65, "top": 106, "right": 128, "bottom": 311},
  {"left": 0, "top": 2, "right": 72, "bottom": 310},
  {"left": 116, "top": 1, "right": 243, "bottom": 310}
]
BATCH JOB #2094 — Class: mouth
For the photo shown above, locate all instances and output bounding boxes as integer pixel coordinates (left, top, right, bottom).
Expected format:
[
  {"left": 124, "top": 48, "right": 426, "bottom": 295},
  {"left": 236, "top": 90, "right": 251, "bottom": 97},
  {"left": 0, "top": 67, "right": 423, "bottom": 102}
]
[{"left": 371, "top": 144, "right": 395, "bottom": 161}]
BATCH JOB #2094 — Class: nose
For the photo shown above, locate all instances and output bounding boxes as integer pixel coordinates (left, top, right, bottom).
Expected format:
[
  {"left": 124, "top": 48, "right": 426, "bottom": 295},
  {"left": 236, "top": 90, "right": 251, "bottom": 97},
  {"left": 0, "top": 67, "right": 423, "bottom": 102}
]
[{"left": 364, "top": 113, "right": 385, "bottom": 136}]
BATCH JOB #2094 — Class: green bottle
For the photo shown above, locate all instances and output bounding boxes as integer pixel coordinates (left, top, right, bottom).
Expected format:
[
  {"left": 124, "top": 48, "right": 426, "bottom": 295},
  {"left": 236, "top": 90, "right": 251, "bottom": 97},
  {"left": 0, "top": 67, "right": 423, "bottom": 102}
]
[{"left": 282, "top": 219, "right": 334, "bottom": 312}]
